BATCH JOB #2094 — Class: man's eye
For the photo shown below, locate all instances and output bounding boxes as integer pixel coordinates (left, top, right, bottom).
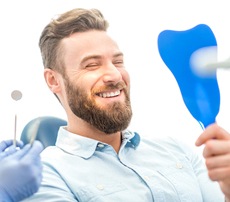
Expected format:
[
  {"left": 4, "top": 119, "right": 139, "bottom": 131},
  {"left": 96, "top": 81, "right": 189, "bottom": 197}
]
[
  {"left": 114, "top": 60, "right": 124, "bottom": 67},
  {"left": 115, "top": 61, "right": 123, "bottom": 64},
  {"left": 86, "top": 63, "right": 98, "bottom": 68}
]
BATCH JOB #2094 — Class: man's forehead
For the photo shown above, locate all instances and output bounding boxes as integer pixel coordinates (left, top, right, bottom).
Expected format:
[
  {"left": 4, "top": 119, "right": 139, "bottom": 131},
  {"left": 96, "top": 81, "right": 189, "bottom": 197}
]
[{"left": 62, "top": 31, "right": 120, "bottom": 54}]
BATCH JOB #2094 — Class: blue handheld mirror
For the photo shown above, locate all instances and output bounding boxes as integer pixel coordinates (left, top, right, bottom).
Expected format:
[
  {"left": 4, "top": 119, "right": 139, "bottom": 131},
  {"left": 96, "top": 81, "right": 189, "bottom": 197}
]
[{"left": 157, "top": 24, "right": 220, "bottom": 129}]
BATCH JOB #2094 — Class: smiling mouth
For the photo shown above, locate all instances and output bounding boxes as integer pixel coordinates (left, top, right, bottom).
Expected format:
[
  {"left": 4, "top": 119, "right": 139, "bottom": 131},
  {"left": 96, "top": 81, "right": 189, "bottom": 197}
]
[{"left": 97, "top": 90, "right": 121, "bottom": 98}]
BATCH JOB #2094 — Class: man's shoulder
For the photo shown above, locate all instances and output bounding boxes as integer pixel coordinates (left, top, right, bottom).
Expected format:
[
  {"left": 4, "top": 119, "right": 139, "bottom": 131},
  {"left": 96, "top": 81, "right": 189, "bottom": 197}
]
[{"left": 139, "top": 135, "right": 194, "bottom": 156}]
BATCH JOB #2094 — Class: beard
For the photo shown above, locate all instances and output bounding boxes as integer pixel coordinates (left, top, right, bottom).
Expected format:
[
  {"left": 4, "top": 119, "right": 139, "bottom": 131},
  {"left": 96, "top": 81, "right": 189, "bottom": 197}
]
[{"left": 64, "top": 78, "right": 132, "bottom": 134}]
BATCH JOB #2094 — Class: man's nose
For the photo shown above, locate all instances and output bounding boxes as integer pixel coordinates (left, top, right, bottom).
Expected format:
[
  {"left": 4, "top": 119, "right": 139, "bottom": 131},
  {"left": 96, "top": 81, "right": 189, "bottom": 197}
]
[{"left": 102, "top": 64, "right": 122, "bottom": 83}]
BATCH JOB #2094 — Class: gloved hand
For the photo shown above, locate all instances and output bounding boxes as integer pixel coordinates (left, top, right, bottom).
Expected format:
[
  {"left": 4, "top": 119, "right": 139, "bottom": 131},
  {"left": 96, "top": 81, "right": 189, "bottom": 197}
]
[
  {"left": 0, "top": 140, "right": 44, "bottom": 202},
  {"left": 0, "top": 140, "right": 24, "bottom": 161}
]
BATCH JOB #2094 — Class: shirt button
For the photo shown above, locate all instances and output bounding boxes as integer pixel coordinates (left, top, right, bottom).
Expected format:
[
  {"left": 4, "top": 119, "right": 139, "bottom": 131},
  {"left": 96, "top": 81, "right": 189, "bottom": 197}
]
[
  {"left": 144, "top": 176, "right": 149, "bottom": 180},
  {"left": 96, "top": 184, "right": 104, "bottom": 190},
  {"left": 97, "top": 143, "right": 104, "bottom": 148},
  {"left": 176, "top": 162, "right": 183, "bottom": 169}
]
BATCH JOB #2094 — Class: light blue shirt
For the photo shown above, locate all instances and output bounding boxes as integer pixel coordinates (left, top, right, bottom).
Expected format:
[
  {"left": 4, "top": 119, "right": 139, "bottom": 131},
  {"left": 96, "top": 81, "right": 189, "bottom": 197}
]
[{"left": 23, "top": 127, "right": 224, "bottom": 201}]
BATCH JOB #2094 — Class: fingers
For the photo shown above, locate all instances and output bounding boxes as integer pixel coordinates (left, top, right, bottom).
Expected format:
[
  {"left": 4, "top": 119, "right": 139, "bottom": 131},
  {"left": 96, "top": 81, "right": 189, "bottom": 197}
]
[
  {"left": 21, "top": 140, "right": 44, "bottom": 162},
  {"left": 0, "top": 140, "right": 24, "bottom": 160},
  {"left": 205, "top": 151, "right": 230, "bottom": 169},
  {"left": 197, "top": 123, "right": 230, "bottom": 197},
  {"left": 8, "top": 144, "right": 31, "bottom": 159},
  {"left": 0, "top": 140, "right": 43, "bottom": 162},
  {"left": 0, "top": 140, "right": 24, "bottom": 152},
  {"left": 0, "top": 140, "right": 13, "bottom": 151},
  {"left": 207, "top": 166, "right": 230, "bottom": 181},
  {"left": 203, "top": 140, "right": 230, "bottom": 158},
  {"left": 196, "top": 123, "right": 230, "bottom": 184},
  {"left": 195, "top": 123, "right": 230, "bottom": 146},
  {"left": 0, "top": 145, "right": 19, "bottom": 157},
  {"left": 28, "top": 140, "right": 44, "bottom": 156}
]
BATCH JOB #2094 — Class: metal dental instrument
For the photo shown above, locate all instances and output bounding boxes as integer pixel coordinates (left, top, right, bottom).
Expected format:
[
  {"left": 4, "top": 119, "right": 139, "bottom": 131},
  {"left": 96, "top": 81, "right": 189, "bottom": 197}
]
[
  {"left": 190, "top": 46, "right": 230, "bottom": 75},
  {"left": 28, "top": 118, "right": 41, "bottom": 145},
  {"left": 205, "top": 57, "right": 230, "bottom": 70},
  {"left": 11, "top": 90, "right": 22, "bottom": 147}
]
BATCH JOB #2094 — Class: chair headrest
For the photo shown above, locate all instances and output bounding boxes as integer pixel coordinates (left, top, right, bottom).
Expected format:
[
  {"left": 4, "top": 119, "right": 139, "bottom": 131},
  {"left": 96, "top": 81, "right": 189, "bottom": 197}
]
[{"left": 20, "top": 116, "right": 67, "bottom": 148}]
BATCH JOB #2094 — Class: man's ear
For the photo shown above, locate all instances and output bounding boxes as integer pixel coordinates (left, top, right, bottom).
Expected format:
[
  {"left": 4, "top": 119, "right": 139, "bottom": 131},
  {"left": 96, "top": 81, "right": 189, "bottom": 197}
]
[{"left": 44, "top": 69, "right": 62, "bottom": 93}]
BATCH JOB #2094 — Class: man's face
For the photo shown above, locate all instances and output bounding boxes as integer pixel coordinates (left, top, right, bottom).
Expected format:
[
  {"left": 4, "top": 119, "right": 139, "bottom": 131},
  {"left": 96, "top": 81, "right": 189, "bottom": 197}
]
[{"left": 61, "top": 30, "right": 132, "bottom": 134}]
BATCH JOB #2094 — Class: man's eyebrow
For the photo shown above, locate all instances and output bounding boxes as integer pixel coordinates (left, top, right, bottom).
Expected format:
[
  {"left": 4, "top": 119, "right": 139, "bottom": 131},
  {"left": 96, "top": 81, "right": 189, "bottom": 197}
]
[
  {"left": 81, "top": 55, "right": 101, "bottom": 64},
  {"left": 113, "top": 52, "right": 124, "bottom": 58},
  {"left": 80, "top": 52, "right": 124, "bottom": 64}
]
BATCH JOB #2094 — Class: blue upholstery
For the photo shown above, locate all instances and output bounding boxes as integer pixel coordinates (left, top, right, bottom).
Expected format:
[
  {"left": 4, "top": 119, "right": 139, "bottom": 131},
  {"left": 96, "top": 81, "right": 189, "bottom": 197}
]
[{"left": 20, "top": 116, "right": 67, "bottom": 148}]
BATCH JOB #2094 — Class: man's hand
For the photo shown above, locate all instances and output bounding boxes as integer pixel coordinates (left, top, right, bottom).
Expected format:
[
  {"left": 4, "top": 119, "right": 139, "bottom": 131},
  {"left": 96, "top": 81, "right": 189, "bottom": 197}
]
[{"left": 196, "top": 123, "right": 230, "bottom": 200}]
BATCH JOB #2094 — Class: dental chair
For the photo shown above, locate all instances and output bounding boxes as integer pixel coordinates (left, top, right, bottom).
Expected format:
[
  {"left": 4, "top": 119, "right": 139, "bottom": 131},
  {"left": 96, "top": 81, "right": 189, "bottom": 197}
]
[{"left": 20, "top": 116, "right": 67, "bottom": 148}]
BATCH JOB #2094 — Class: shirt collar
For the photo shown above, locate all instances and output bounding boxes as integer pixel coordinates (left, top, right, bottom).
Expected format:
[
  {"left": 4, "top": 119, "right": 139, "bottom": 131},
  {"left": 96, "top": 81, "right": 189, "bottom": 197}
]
[
  {"left": 56, "top": 127, "right": 141, "bottom": 158},
  {"left": 122, "top": 130, "right": 140, "bottom": 149}
]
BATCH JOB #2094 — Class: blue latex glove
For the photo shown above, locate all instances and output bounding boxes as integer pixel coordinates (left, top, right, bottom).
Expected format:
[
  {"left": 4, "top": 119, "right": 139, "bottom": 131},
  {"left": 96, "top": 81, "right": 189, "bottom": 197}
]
[
  {"left": 0, "top": 140, "right": 43, "bottom": 202},
  {"left": 0, "top": 140, "right": 24, "bottom": 160}
]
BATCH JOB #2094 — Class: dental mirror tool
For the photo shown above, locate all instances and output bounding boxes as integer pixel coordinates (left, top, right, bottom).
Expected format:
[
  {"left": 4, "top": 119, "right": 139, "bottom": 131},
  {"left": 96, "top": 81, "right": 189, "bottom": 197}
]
[
  {"left": 190, "top": 46, "right": 230, "bottom": 76},
  {"left": 11, "top": 90, "right": 22, "bottom": 146}
]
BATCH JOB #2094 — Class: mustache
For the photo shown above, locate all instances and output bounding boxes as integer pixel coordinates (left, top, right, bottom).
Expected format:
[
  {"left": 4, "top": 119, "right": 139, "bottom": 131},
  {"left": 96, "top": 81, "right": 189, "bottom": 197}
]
[{"left": 93, "top": 81, "right": 127, "bottom": 93}]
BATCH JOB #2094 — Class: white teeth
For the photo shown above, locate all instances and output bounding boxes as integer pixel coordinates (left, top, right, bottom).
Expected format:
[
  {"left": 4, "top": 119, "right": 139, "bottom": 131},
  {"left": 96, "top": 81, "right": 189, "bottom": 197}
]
[{"left": 99, "top": 90, "right": 120, "bottom": 98}]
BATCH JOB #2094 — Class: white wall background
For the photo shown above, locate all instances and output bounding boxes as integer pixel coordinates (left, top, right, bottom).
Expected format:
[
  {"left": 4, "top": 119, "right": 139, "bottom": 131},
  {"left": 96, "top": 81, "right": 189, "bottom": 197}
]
[{"left": 1, "top": 0, "right": 230, "bottom": 153}]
